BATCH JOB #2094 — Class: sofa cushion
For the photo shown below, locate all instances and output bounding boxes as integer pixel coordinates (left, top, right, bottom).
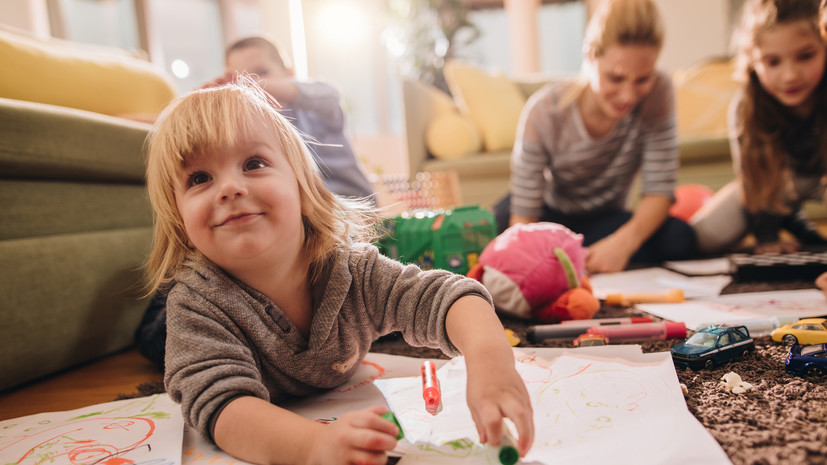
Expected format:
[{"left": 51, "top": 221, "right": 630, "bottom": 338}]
[
  {"left": 426, "top": 111, "right": 482, "bottom": 159},
  {"left": 0, "top": 26, "right": 176, "bottom": 118},
  {"left": 444, "top": 60, "right": 527, "bottom": 152}
]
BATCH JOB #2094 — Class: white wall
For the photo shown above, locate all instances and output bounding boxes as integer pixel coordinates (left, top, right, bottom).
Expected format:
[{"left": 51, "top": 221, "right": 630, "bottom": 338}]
[
  {"left": 656, "top": 0, "right": 732, "bottom": 72},
  {"left": 0, "top": 0, "right": 50, "bottom": 38}
]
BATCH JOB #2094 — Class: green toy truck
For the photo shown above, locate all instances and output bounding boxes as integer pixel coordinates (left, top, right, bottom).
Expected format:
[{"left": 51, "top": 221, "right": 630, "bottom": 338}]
[{"left": 377, "top": 205, "right": 497, "bottom": 275}]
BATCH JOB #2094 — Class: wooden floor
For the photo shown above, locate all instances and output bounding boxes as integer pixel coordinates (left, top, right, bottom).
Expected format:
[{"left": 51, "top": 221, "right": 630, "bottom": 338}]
[{"left": 0, "top": 348, "right": 163, "bottom": 421}]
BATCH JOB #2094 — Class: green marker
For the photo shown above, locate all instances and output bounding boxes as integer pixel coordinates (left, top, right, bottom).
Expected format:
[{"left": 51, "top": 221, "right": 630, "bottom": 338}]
[
  {"left": 497, "top": 423, "right": 520, "bottom": 465},
  {"left": 381, "top": 411, "right": 404, "bottom": 440}
]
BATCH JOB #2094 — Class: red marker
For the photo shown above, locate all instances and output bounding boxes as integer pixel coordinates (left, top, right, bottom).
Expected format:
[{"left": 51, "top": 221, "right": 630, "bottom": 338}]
[{"left": 421, "top": 360, "right": 440, "bottom": 414}]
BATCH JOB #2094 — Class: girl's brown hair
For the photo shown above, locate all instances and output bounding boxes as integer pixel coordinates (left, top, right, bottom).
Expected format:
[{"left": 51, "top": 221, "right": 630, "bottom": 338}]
[
  {"left": 144, "top": 76, "right": 377, "bottom": 294},
  {"left": 732, "top": 0, "right": 827, "bottom": 212}
]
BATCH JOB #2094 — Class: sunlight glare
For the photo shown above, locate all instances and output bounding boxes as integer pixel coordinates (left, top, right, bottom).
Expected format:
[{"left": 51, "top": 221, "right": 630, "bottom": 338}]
[{"left": 315, "top": 2, "right": 371, "bottom": 47}]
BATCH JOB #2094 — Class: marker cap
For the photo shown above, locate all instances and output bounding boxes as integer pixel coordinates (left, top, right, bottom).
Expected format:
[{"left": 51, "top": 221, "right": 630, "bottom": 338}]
[
  {"left": 630, "top": 317, "right": 652, "bottom": 324},
  {"left": 664, "top": 321, "right": 687, "bottom": 339}
]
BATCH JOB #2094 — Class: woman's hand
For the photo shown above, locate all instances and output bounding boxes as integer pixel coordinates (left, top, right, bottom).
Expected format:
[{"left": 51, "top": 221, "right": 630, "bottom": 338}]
[{"left": 586, "top": 232, "right": 635, "bottom": 273}]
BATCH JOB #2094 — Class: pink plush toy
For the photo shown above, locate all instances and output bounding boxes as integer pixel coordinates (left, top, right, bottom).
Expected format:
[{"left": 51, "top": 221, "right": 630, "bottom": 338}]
[{"left": 467, "top": 222, "right": 600, "bottom": 323}]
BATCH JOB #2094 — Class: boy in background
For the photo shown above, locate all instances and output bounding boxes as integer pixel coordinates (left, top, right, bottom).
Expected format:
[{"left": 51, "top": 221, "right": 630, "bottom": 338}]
[{"left": 205, "top": 36, "right": 375, "bottom": 201}]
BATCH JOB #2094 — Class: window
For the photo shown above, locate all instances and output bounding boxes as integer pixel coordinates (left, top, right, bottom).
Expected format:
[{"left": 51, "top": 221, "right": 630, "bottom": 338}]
[
  {"left": 46, "top": 0, "right": 265, "bottom": 95},
  {"left": 47, "top": 0, "right": 140, "bottom": 51}
]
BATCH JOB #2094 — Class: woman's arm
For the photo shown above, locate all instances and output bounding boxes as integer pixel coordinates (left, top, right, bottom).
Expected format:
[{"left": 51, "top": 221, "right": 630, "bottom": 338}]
[
  {"left": 585, "top": 193, "right": 671, "bottom": 273},
  {"left": 444, "top": 295, "right": 535, "bottom": 456}
]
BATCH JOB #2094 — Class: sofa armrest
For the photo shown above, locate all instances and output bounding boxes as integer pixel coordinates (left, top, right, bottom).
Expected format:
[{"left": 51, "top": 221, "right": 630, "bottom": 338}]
[
  {"left": 0, "top": 97, "right": 151, "bottom": 182},
  {"left": 403, "top": 80, "right": 442, "bottom": 175}
]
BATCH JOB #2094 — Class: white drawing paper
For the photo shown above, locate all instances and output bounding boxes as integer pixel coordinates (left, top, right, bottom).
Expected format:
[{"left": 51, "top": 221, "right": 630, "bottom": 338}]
[
  {"left": 589, "top": 267, "right": 732, "bottom": 300},
  {"left": 637, "top": 289, "right": 827, "bottom": 330},
  {"left": 375, "top": 350, "right": 731, "bottom": 465},
  {"left": 0, "top": 394, "right": 183, "bottom": 465}
]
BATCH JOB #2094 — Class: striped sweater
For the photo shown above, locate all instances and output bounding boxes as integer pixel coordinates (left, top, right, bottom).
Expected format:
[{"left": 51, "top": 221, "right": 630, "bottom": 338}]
[{"left": 510, "top": 72, "right": 679, "bottom": 218}]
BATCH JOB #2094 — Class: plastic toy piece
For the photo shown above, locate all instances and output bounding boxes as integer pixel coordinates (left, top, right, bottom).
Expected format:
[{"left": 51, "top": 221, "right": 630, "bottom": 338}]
[
  {"left": 604, "top": 289, "right": 685, "bottom": 306},
  {"left": 504, "top": 329, "right": 521, "bottom": 347},
  {"left": 771, "top": 318, "right": 827, "bottom": 346},
  {"left": 784, "top": 343, "right": 827, "bottom": 378},
  {"left": 720, "top": 372, "right": 753, "bottom": 394},
  {"left": 572, "top": 333, "right": 609, "bottom": 347},
  {"left": 671, "top": 325, "right": 755, "bottom": 370}
]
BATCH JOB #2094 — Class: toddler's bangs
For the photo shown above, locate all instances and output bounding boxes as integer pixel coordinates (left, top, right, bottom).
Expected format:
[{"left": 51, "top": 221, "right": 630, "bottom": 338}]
[{"left": 158, "top": 85, "right": 283, "bottom": 172}]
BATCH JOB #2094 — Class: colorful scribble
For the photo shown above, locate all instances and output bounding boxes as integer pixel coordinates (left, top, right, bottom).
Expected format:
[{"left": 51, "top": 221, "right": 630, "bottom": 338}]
[{"left": 0, "top": 395, "right": 181, "bottom": 465}]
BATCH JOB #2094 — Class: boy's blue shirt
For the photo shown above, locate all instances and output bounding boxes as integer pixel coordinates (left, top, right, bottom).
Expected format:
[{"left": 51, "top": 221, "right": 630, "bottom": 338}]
[{"left": 288, "top": 81, "right": 375, "bottom": 202}]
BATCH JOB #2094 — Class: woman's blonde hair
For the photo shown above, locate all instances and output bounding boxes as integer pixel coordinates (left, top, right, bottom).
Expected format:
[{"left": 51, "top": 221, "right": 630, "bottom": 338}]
[
  {"left": 731, "top": 0, "right": 827, "bottom": 213},
  {"left": 562, "top": 0, "right": 664, "bottom": 106},
  {"left": 144, "top": 77, "right": 377, "bottom": 294},
  {"left": 584, "top": 0, "right": 664, "bottom": 57}
]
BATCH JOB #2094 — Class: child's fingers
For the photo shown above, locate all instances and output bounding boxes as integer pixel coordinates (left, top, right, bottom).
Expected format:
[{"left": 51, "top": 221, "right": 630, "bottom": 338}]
[
  {"left": 341, "top": 449, "right": 389, "bottom": 465},
  {"left": 473, "top": 395, "right": 534, "bottom": 455},
  {"left": 501, "top": 400, "right": 535, "bottom": 455},
  {"left": 471, "top": 401, "right": 504, "bottom": 446},
  {"left": 348, "top": 407, "right": 400, "bottom": 447}
]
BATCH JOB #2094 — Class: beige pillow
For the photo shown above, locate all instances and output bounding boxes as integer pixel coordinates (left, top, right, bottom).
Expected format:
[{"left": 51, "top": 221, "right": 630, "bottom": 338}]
[
  {"left": 0, "top": 27, "right": 176, "bottom": 117},
  {"left": 426, "top": 111, "right": 482, "bottom": 159},
  {"left": 444, "top": 60, "right": 526, "bottom": 152}
]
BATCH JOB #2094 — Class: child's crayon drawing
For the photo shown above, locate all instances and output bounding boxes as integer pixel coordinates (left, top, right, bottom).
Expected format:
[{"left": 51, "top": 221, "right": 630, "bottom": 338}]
[
  {"left": 376, "top": 351, "right": 732, "bottom": 465},
  {"left": 0, "top": 394, "right": 183, "bottom": 465}
]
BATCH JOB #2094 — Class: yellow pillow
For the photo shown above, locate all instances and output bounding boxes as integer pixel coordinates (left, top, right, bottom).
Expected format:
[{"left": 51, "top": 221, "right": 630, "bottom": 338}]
[
  {"left": 673, "top": 59, "right": 738, "bottom": 139},
  {"left": 426, "top": 111, "right": 482, "bottom": 159},
  {"left": 0, "top": 27, "right": 176, "bottom": 117},
  {"left": 444, "top": 60, "right": 526, "bottom": 152}
]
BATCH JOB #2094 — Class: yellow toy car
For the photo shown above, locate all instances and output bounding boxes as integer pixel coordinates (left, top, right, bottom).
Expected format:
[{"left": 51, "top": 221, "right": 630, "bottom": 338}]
[{"left": 771, "top": 318, "right": 827, "bottom": 346}]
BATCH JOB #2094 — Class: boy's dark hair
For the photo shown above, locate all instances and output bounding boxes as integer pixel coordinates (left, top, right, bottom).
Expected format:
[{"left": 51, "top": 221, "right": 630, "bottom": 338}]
[{"left": 226, "top": 36, "right": 291, "bottom": 70}]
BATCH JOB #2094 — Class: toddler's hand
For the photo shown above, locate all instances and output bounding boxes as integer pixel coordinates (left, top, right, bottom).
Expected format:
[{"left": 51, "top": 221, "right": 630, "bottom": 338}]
[
  {"left": 306, "top": 406, "right": 399, "bottom": 465},
  {"left": 465, "top": 359, "right": 534, "bottom": 457}
]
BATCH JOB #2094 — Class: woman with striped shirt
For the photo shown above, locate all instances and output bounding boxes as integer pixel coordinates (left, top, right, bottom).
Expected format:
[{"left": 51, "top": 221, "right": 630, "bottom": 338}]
[{"left": 494, "top": 0, "right": 695, "bottom": 273}]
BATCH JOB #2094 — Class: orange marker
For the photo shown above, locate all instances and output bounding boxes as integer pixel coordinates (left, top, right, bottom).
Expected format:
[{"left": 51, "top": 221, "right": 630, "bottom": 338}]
[
  {"left": 604, "top": 289, "right": 685, "bottom": 306},
  {"left": 421, "top": 360, "right": 440, "bottom": 414}
]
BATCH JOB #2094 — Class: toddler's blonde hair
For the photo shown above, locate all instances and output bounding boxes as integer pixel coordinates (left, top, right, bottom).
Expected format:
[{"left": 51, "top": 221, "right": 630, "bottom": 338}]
[{"left": 144, "top": 77, "right": 377, "bottom": 294}]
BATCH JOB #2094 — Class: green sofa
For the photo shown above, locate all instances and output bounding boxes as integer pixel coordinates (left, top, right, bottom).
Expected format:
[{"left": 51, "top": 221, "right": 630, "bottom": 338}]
[
  {"left": 0, "top": 98, "right": 156, "bottom": 392},
  {"left": 0, "top": 26, "right": 176, "bottom": 392}
]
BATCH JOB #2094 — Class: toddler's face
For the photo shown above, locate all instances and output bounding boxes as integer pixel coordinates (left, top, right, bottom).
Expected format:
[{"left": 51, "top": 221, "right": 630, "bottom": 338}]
[
  {"left": 587, "top": 43, "right": 658, "bottom": 120},
  {"left": 173, "top": 119, "right": 305, "bottom": 275},
  {"left": 752, "top": 20, "right": 826, "bottom": 115}
]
